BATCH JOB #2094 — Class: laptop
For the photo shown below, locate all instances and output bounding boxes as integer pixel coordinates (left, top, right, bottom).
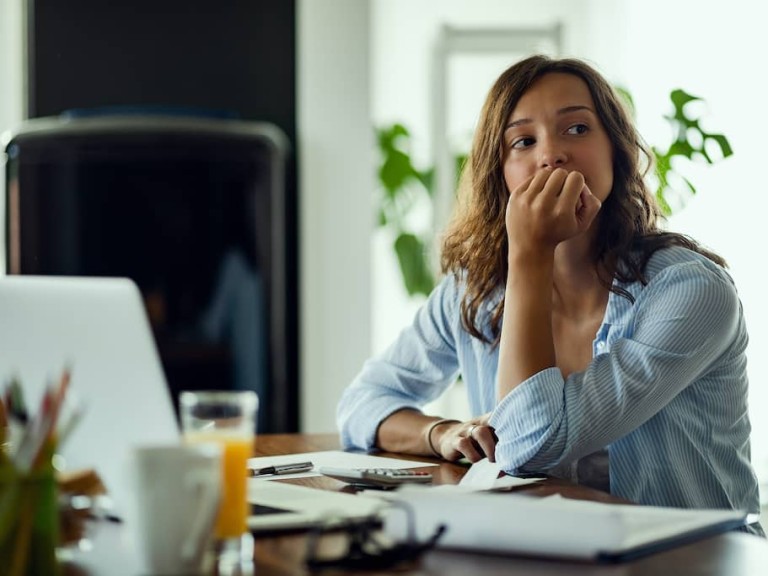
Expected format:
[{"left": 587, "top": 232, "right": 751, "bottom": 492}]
[
  {"left": 0, "top": 275, "right": 380, "bottom": 535},
  {"left": 0, "top": 275, "right": 180, "bottom": 516}
]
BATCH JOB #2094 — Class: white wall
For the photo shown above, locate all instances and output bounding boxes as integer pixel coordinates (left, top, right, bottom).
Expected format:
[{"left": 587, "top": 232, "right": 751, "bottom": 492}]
[
  {"left": 0, "top": 0, "right": 25, "bottom": 275},
  {"left": 0, "top": 0, "right": 24, "bottom": 133},
  {"left": 298, "top": 0, "right": 374, "bottom": 432}
]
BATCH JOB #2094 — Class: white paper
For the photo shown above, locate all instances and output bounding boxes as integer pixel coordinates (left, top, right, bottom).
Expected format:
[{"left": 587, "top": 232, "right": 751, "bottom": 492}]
[
  {"left": 248, "top": 481, "right": 385, "bottom": 532},
  {"left": 247, "top": 450, "right": 437, "bottom": 479},
  {"left": 458, "top": 458, "right": 544, "bottom": 491}
]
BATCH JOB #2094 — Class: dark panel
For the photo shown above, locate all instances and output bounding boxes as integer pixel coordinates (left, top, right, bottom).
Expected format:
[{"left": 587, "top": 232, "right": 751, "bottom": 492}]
[
  {"left": 29, "top": 0, "right": 296, "bottom": 142},
  {"left": 23, "top": 0, "right": 299, "bottom": 431}
]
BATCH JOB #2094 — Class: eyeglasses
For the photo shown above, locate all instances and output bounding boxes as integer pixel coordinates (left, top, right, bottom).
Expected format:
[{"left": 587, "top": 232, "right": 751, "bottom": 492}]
[{"left": 304, "top": 502, "right": 446, "bottom": 571}]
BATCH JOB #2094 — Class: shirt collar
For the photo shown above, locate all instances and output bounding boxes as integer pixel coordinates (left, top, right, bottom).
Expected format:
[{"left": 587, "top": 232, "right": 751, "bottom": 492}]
[{"left": 603, "top": 276, "right": 642, "bottom": 326}]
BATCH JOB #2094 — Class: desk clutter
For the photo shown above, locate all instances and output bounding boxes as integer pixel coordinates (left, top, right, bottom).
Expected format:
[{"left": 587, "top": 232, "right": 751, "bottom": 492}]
[
  {"left": 0, "top": 362, "right": 754, "bottom": 576},
  {"left": 0, "top": 368, "right": 104, "bottom": 575},
  {"left": 247, "top": 451, "right": 752, "bottom": 566}
]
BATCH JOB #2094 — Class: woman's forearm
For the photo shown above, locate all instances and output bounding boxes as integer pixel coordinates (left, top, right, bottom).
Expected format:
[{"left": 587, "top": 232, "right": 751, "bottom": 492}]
[
  {"left": 376, "top": 408, "right": 496, "bottom": 463},
  {"left": 375, "top": 409, "right": 450, "bottom": 455},
  {"left": 496, "top": 250, "right": 557, "bottom": 401}
]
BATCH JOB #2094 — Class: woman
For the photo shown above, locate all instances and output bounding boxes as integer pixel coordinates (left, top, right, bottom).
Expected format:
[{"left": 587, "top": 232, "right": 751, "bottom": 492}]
[{"left": 337, "top": 55, "right": 762, "bottom": 531}]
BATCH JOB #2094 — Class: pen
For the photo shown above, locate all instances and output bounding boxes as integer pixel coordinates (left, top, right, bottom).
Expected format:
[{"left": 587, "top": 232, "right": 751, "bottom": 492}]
[{"left": 251, "top": 461, "right": 314, "bottom": 477}]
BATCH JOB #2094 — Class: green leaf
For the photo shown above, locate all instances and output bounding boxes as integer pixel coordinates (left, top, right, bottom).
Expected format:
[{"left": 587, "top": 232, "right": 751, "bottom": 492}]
[
  {"left": 670, "top": 88, "right": 701, "bottom": 119},
  {"left": 682, "top": 176, "right": 696, "bottom": 196},
  {"left": 655, "top": 187, "right": 672, "bottom": 217},
  {"left": 614, "top": 85, "right": 636, "bottom": 116},
  {"left": 379, "top": 150, "right": 418, "bottom": 196},
  {"left": 454, "top": 154, "right": 468, "bottom": 186},
  {"left": 417, "top": 167, "right": 434, "bottom": 196},
  {"left": 377, "top": 123, "right": 409, "bottom": 152},
  {"left": 394, "top": 233, "right": 435, "bottom": 297},
  {"left": 667, "top": 140, "right": 696, "bottom": 160},
  {"left": 706, "top": 133, "right": 733, "bottom": 159}
]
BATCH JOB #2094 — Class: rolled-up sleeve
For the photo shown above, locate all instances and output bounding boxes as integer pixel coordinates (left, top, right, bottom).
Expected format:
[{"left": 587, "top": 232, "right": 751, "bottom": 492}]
[
  {"left": 337, "top": 274, "right": 462, "bottom": 451},
  {"left": 489, "top": 260, "right": 743, "bottom": 473}
]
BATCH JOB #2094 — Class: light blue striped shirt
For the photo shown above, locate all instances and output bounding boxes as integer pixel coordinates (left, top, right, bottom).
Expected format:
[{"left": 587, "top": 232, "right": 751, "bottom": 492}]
[{"left": 337, "top": 247, "right": 762, "bottom": 532}]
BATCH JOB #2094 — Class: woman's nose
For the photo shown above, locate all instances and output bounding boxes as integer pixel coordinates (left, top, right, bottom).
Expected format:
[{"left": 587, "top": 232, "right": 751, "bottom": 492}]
[{"left": 539, "top": 140, "right": 568, "bottom": 168}]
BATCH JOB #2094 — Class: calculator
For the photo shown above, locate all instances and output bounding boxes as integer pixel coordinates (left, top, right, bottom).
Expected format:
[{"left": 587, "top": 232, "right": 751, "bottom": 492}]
[{"left": 317, "top": 467, "right": 433, "bottom": 488}]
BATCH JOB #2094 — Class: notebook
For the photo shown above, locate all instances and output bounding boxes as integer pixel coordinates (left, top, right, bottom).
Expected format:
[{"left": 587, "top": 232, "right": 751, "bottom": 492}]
[
  {"left": 0, "top": 275, "right": 180, "bottom": 515},
  {"left": 383, "top": 485, "right": 750, "bottom": 562}
]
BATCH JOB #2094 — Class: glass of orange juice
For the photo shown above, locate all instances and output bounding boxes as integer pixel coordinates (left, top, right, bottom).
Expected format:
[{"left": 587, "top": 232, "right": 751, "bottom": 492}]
[{"left": 179, "top": 390, "right": 258, "bottom": 567}]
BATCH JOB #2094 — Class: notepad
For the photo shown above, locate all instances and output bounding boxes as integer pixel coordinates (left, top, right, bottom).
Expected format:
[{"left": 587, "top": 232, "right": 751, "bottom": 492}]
[
  {"left": 382, "top": 486, "right": 749, "bottom": 562},
  {"left": 247, "top": 450, "right": 436, "bottom": 479}
]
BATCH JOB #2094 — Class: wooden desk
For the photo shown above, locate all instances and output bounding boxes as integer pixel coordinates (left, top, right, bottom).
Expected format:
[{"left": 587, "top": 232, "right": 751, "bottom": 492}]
[{"left": 67, "top": 434, "right": 768, "bottom": 575}]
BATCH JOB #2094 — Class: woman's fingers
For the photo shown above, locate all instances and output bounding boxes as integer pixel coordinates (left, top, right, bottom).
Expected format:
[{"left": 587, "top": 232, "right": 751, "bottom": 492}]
[
  {"left": 507, "top": 168, "right": 602, "bottom": 248},
  {"left": 457, "top": 423, "right": 497, "bottom": 463},
  {"left": 559, "top": 170, "right": 585, "bottom": 204},
  {"left": 469, "top": 425, "right": 497, "bottom": 463},
  {"left": 513, "top": 167, "right": 566, "bottom": 202},
  {"left": 577, "top": 185, "right": 602, "bottom": 228},
  {"left": 432, "top": 418, "right": 497, "bottom": 463},
  {"left": 456, "top": 436, "right": 485, "bottom": 463}
]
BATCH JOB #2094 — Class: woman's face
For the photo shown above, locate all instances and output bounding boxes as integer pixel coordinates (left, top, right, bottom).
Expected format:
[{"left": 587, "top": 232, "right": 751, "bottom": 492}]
[{"left": 502, "top": 72, "right": 614, "bottom": 204}]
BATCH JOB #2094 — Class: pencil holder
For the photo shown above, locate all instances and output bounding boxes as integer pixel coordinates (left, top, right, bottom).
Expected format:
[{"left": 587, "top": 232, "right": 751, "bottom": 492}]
[{"left": 0, "top": 454, "right": 61, "bottom": 576}]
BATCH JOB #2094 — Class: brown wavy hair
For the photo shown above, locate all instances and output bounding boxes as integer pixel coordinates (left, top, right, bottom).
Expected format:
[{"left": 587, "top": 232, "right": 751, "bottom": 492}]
[{"left": 440, "top": 54, "right": 725, "bottom": 346}]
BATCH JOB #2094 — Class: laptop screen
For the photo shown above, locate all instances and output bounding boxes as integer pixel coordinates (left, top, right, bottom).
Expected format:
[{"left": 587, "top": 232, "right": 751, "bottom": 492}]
[{"left": 0, "top": 275, "right": 180, "bottom": 514}]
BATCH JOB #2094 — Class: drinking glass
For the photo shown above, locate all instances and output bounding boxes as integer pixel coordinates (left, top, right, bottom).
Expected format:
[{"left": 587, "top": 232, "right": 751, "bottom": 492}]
[{"left": 179, "top": 390, "right": 258, "bottom": 568}]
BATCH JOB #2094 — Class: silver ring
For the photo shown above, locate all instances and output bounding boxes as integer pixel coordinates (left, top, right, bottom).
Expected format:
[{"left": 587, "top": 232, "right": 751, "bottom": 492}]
[{"left": 467, "top": 425, "right": 479, "bottom": 438}]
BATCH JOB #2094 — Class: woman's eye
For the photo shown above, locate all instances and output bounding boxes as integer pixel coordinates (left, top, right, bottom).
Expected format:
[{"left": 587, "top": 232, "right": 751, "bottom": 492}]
[
  {"left": 511, "top": 136, "right": 535, "bottom": 149},
  {"left": 566, "top": 123, "right": 589, "bottom": 135}
]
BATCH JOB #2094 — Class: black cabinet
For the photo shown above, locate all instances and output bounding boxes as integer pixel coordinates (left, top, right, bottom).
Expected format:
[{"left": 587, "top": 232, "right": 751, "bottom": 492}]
[{"left": 11, "top": 1, "right": 299, "bottom": 431}]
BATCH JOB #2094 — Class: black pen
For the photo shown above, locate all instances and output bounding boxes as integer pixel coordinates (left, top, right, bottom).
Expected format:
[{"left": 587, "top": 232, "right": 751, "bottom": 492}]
[{"left": 250, "top": 461, "right": 314, "bottom": 477}]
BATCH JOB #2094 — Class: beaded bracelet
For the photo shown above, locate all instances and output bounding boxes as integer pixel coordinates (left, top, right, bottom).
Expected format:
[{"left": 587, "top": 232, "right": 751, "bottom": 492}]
[{"left": 426, "top": 418, "right": 460, "bottom": 458}]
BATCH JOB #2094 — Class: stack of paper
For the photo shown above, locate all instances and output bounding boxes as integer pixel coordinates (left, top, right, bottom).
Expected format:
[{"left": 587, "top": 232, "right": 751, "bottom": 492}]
[{"left": 246, "top": 450, "right": 436, "bottom": 532}]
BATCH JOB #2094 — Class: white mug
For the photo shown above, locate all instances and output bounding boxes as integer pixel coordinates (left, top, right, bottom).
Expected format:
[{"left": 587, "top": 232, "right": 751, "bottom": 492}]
[{"left": 130, "top": 443, "right": 222, "bottom": 575}]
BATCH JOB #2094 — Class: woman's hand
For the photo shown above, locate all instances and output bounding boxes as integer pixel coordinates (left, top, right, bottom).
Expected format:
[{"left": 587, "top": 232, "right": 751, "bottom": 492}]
[
  {"left": 505, "top": 167, "right": 602, "bottom": 253},
  {"left": 429, "top": 415, "right": 497, "bottom": 463}
]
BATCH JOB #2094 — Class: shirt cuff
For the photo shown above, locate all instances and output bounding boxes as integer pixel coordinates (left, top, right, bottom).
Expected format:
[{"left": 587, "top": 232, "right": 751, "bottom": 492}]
[
  {"left": 339, "top": 396, "right": 421, "bottom": 452},
  {"left": 489, "top": 367, "right": 565, "bottom": 471}
]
